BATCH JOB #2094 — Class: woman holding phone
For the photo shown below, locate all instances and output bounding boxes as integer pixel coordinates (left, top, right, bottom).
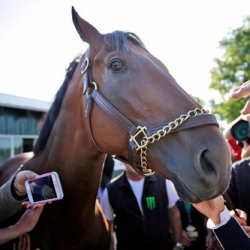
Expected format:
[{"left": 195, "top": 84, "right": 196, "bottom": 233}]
[{"left": 0, "top": 170, "right": 45, "bottom": 247}]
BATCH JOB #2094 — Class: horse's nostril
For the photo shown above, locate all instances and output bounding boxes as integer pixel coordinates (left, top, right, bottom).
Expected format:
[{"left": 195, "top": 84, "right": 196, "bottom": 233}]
[{"left": 200, "top": 149, "right": 215, "bottom": 176}]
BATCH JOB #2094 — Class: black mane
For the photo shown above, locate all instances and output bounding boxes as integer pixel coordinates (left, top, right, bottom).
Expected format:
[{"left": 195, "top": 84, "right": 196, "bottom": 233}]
[{"left": 33, "top": 55, "right": 81, "bottom": 154}]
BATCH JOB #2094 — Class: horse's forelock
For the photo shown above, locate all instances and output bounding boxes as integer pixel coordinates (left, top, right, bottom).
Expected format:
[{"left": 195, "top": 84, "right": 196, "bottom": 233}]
[
  {"left": 104, "top": 31, "right": 147, "bottom": 53},
  {"left": 33, "top": 55, "right": 82, "bottom": 154}
]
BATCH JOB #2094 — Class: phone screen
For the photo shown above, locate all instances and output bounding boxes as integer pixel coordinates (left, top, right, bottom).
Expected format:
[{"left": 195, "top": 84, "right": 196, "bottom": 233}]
[{"left": 27, "top": 175, "right": 57, "bottom": 202}]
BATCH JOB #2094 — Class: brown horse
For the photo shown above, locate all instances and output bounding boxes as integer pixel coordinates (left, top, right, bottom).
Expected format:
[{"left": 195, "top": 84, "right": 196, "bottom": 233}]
[{"left": 0, "top": 6, "right": 231, "bottom": 249}]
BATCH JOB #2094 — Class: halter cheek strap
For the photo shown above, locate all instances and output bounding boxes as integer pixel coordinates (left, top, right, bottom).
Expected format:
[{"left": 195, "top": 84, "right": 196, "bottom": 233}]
[
  {"left": 81, "top": 50, "right": 91, "bottom": 95},
  {"left": 81, "top": 52, "right": 219, "bottom": 176}
]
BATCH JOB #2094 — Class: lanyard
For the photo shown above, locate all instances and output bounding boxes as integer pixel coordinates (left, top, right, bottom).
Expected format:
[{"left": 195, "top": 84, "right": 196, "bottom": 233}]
[{"left": 184, "top": 202, "right": 192, "bottom": 224}]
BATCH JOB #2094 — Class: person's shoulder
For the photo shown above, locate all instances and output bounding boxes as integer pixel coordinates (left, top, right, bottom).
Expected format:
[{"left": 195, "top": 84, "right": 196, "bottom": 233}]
[
  {"left": 109, "top": 171, "right": 126, "bottom": 187},
  {"left": 233, "top": 157, "right": 250, "bottom": 170}
]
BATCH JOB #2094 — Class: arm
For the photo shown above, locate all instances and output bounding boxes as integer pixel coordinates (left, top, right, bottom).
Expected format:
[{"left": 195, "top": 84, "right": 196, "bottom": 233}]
[
  {"left": 205, "top": 229, "right": 214, "bottom": 250},
  {"left": 181, "top": 230, "right": 191, "bottom": 248},
  {"left": 0, "top": 170, "right": 47, "bottom": 246},
  {"left": 0, "top": 170, "right": 38, "bottom": 222},
  {"left": 100, "top": 188, "right": 115, "bottom": 250},
  {"left": 229, "top": 210, "right": 250, "bottom": 236},
  {"left": 201, "top": 215, "right": 214, "bottom": 250},
  {"left": 193, "top": 196, "right": 250, "bottom": 250},
  {"left": 0, "top": 180, "right": 25, "bottom": 221},
  {"left": 0, "top": 206, "right": 43, "bottom": 245},
  {"left": 168, "top": 204, "right": 183, "bottom": 250},
  {"left": 107, "top": 220, "right": 115, "bottom": 250},
  {"left": 13, "top": 234, "right": 32, "bottom": 250},
  {"left": 213, "top": 213, "right": 250, "bottom": 250},
  {"left": 166, "top": 180, "right": 183, "bottom": 249}
]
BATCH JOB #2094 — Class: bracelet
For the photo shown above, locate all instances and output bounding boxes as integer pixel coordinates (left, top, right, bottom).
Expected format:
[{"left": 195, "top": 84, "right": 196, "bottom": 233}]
[{"left": 175, "top": 242, "right": 184, "bottom": 249}]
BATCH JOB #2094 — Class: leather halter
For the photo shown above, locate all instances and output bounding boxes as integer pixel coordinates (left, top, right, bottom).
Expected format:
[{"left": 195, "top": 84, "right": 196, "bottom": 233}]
[{"left": 81, "top": 51, "right": 219, "bottom": 176}]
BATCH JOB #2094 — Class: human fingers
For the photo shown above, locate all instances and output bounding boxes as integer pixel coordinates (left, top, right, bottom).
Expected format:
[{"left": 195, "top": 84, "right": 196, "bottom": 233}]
[
  {"left": 241, "top": 98, "right": 250, "bottom": 115},
  {"left": 233, "top": 215, "right": 247, "bottom": 227},
  {"left": 22, "top": 201, "right": 47, "bottom": 209},
  {"left": 231, "top": 209, "right": 247, "bottom": 226},
  {"left": 182, "top": 238, "right": 191, "bottom": 247},
  {"left": 12, "top": 243, "right": 16, "bottom": 250},
  {"left": 237, "top": 209, "right": 247, "bottom": 222},
  {"left": 17, "top": 234, "right": 30, "bottom": 250},
  {"left": 231, "top": 80, "right": 250, "bottom": 99},
  {"left": 15, "top": 171, "right": 38, "bottom": 194},
  {"left": 205, "top": 236, "right": 214, "bottom": 250},
  {"left": 17, "top": 207, "right": 44, "bottom": 233},
  {"left": 16, "top": 171, "right": 37, "bottom": 184},
  {"left": 181, "top": 230, "right": 191, "bottom": 247},
  {"left": 242, "top": 226, "right": 250, "bottom": 236}
]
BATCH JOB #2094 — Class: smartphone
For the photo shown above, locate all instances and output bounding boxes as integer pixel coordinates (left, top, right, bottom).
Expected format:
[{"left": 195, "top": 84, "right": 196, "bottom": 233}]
[{"left": 25, "top": 171, "right": 64, "bottom": 204}]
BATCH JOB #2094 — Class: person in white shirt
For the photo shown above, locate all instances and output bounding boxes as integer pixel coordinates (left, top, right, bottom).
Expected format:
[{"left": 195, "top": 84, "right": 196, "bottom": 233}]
[{"left": 101, "top": 163, "right": 183, "bottom": 250}]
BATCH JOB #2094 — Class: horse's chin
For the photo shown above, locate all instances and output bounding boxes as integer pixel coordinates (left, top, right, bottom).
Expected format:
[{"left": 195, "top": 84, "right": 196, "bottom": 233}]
[
  {"left": 170, "top": 172, "right": 229, "bottom": 203},
  {"left": 171, "top": 176, "right": 203, "bottom": 203}
]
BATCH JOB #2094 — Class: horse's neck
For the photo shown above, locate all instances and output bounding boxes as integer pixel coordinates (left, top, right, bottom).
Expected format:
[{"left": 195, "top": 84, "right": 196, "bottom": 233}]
[{"left": 26, "top": 94, "right": 104, "bottom": 199}]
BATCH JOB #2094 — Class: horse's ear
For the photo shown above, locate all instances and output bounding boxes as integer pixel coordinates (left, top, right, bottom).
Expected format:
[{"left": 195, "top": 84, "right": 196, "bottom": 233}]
[{"left": 71, "top": 6, "right": 100, "bottom": 44}]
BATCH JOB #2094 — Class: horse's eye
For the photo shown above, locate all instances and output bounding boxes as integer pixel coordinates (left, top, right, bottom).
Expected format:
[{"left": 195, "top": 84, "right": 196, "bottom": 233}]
[{"left": 110, "top": 60, "right": 126, "bottom": 72}]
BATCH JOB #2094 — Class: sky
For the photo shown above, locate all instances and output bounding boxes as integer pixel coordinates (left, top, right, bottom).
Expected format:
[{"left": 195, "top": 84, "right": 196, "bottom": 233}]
[{"left": 0, "top": 0, "right": 250, "bottom": 107}]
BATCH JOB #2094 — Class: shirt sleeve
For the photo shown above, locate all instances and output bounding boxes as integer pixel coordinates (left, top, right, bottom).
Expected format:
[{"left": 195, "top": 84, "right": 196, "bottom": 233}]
[
  {"left": 0, "top": 179, "right": 25, "bottom": 222},
  {"left": 100, "top": 188, "right": 115, "bottom": 221},
  {"left": 165, "top": 180, "right": 179, "bottom": 208},
  {"left": 207, "top": 206, "right": 231, "bottom": 229},
  {"left": 213, "top": 214, "right": 250, "bottom": 249},
  {"left": 206, "top": 207, "right": 250, "bottom": 249}
]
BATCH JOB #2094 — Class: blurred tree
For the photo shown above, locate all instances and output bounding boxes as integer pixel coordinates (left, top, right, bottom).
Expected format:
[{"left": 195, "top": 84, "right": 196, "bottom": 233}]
[
  {"left": 191, "top": 95, "right": 205, "bottom": 107},
  {"left": 209, "top": 16, "right": 250, "bottom": 123}
]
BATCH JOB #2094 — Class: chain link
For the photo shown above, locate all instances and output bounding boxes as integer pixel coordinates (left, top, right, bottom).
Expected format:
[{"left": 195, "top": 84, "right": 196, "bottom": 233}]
[{"left": 138, "top": 108, "right": 208, "bottom": 174}]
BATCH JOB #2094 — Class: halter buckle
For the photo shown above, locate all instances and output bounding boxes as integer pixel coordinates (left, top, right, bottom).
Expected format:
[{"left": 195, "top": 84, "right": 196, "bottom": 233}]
[
  {"left": 129, "top": 126, "right": 148, "bottom": 151},
  {"left": 81, "top": 58, "right": 89, "bottom": 75}
]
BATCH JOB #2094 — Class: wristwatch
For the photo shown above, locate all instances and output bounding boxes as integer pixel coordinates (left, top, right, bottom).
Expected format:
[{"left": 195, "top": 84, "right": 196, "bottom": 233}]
[{"left": 175, "top": 242, "right": 184, "bottom": 249}]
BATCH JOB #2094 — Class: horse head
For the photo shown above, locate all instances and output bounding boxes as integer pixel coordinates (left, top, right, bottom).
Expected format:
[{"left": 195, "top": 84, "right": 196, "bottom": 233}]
[{"left": 71, "top": 7, "right": 231, "bottom": 203}]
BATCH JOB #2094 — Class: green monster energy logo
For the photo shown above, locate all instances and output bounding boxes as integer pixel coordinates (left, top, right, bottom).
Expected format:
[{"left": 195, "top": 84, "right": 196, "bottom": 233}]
[{"left": 145, "top": 196, "right": 156, "bottom": 210}]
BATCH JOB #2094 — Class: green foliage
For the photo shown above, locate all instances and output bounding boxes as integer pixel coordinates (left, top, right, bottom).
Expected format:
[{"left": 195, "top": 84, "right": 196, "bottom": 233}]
[{"left": 209, "top": 17, "right": 250, "bottom": 123}]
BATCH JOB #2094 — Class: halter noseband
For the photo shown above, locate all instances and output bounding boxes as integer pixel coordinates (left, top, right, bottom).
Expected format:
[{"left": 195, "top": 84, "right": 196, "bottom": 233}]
[{"left": 81, "top": 51, "right": 219, "bottom": 176}]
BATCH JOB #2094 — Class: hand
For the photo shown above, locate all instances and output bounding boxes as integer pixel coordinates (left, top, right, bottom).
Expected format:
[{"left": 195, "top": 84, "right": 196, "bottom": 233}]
[
  {"left": 14, "top": 207, "right": 44, "bottom": 234},
  {"left": 13, "top": 234, "right": 30, "bottom": 250},
  {"left": 231, "top": 80, "right": 250, "bottom": 114},
  {"left": 233, "top": 215, "right": 247, "bottom": 227},
  {"left": 241, "top": 226, "right": 250, "bottom": 237},
  {"left": 230, "top": 209, "right": 247, "bottom": 226},
  {"left": 22, "top": 201, "right": 47, "bottom": 210},
  {"left": 13, "top": 171, "right": 38, "bottom": 196},
  {"left": 192, "top": 196, "right": 225, "bottom": 225},
  {"left": 181, "top": 230, "right": 191, "bottom": 247},
  {"left": 230, "top": 209, "right": 250, "bottom": 236},
  {"left": 205, "top": 231, "right": 214, "bottom": 250},
  {"left": 233, "top": 216, "right": 250, "bottom": 236},
  {"left": 12, "top": 234, "right": 41, "bottom": 250}
]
